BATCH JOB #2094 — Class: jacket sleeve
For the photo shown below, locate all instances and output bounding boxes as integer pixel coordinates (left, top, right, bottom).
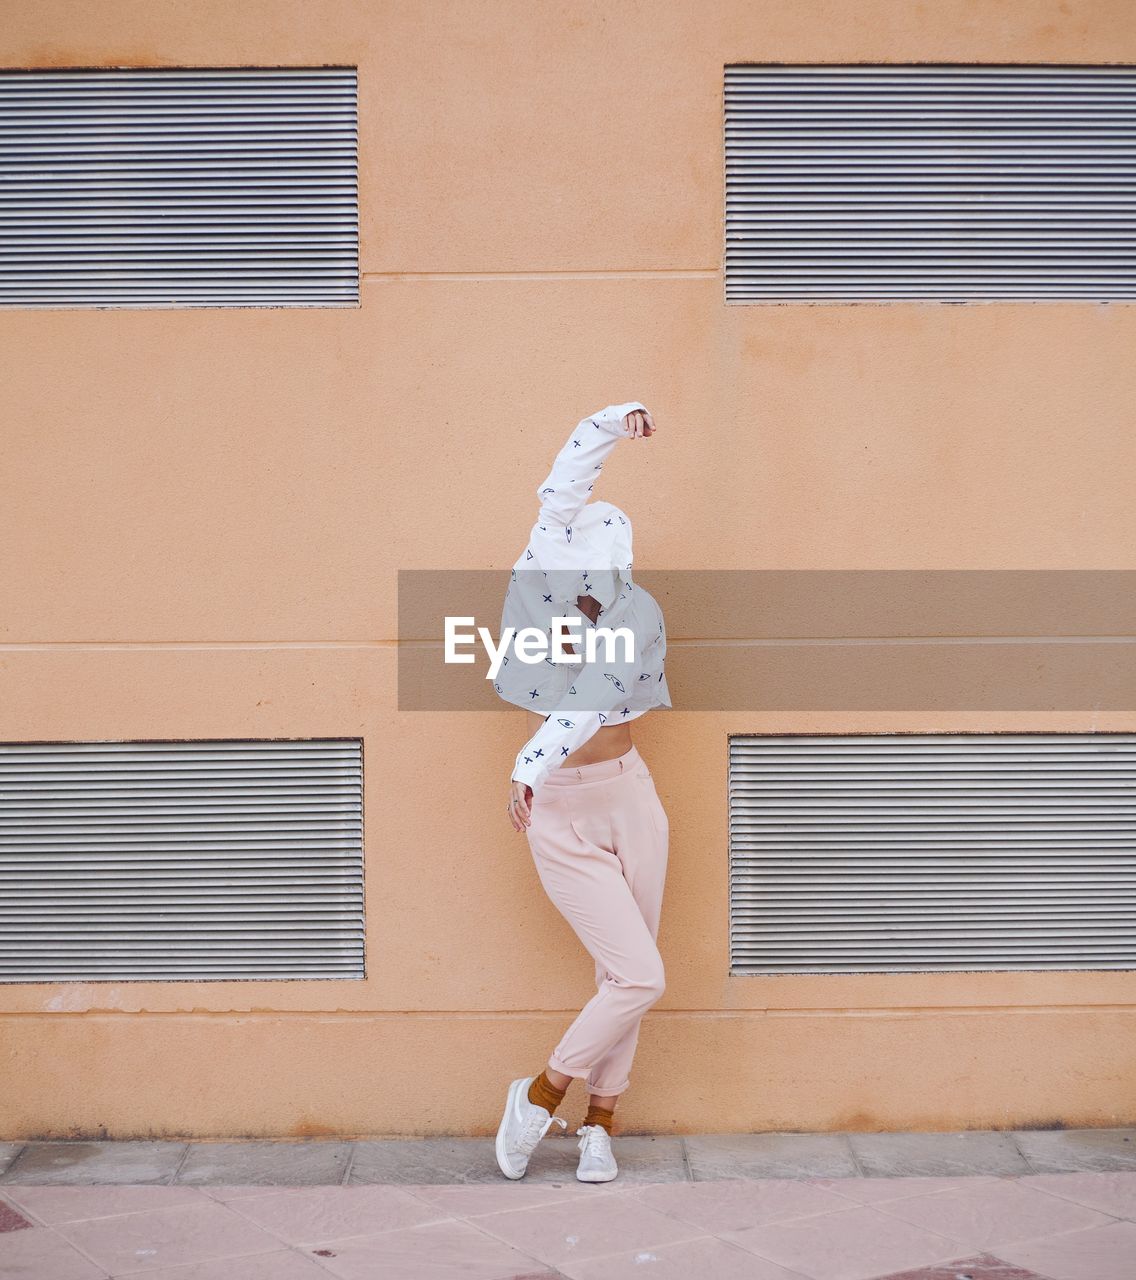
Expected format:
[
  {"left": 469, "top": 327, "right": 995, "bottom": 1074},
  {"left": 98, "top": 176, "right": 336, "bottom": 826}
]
[
  {"left": 535, "top": 401, "right": 647, "bottom": 529},
  {"left": 510, "top": 632, "right": 640, "bottom": 793}
]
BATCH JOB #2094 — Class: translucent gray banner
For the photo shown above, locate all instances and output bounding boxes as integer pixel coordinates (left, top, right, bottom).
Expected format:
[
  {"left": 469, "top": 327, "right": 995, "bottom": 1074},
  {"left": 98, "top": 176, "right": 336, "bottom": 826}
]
[{"left": 398, "top": 570, "right": 1136, "bottom": 711}]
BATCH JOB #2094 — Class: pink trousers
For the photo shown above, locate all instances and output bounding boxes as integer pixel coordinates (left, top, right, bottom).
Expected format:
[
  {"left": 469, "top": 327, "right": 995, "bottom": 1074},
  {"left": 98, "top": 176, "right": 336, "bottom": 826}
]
[{"left": 525, "top": 745, "right": 669, "bottom": 1097}]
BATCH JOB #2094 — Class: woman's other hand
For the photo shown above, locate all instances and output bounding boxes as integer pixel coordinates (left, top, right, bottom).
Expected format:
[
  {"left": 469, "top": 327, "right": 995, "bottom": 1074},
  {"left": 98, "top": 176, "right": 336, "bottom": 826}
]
[
  {"left": 508, "top": 779, "right": 534, "bottom": 831},
  {"left": 622, "top": 407, "right": 656, "bottom": 438}
]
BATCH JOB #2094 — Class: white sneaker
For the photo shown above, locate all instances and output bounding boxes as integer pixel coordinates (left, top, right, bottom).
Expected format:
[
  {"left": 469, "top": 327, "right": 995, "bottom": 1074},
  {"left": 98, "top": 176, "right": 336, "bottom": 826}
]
[
  {"left": 575, "top": 1123, "right": 618, "bottom": 1182},
  {"left": 494, "top": 1076, "right": 567, "bottom": 1179}
]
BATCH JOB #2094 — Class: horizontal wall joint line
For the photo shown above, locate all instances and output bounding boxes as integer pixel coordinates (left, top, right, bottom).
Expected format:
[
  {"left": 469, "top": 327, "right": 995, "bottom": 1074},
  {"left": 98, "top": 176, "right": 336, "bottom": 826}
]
[{"left": 3, "top": 1006, "right": 1134, "bottom": 1020}]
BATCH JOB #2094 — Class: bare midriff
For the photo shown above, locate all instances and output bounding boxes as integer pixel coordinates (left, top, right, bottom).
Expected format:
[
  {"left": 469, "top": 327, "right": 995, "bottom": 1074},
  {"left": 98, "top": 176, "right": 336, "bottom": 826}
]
[{"left": 526, "top": 711, "right": 633, "bottom": 769}]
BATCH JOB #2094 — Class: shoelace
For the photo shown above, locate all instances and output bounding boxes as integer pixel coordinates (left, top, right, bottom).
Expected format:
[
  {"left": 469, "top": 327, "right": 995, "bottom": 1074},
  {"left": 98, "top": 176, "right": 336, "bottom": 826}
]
[
  {"left": 516, "top": 1109, "right": 566, "bottom": 1155},
  {"left": 575, "top": 1124, "right": 610, "bottom": 1157}
]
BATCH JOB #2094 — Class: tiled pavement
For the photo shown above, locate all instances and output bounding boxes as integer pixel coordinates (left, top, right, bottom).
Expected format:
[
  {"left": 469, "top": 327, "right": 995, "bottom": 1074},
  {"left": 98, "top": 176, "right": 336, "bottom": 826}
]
[{"left": 0, "top": 1130, "right": 1134, "bottom": 1279}]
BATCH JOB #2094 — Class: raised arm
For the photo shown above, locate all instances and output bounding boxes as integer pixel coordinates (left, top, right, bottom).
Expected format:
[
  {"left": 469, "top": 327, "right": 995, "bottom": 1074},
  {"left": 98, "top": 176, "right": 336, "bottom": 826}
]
[
  {"left": 535, "top": 401, "right": 649, "bottom": 529},
  {"left": 505, "top": 400, "right": 657, "bottom": 831}
]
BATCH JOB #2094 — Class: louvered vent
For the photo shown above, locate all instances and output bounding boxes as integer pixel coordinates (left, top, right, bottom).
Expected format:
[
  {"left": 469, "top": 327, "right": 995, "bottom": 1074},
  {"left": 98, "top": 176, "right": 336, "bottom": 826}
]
[
  {"left": 724, "top": 64, "right": 1136, "bottom": 301},
  {"left": 0, "top": 739, "right": 365, "bottom": 982},
  {"left": 0, "top": 67, "right": 358, "bottom": 307},
  {"left": 729, "top": 733, "right": 1136, "bottom": 974}
]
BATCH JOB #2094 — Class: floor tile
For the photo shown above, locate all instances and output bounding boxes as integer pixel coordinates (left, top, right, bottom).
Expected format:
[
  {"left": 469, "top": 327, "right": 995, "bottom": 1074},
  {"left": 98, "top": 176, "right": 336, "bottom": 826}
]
[
  {"left": 626, "top": 1176, "right": 855, "bottom": 1232},
  {"left": 1014, "top": 1128, "right": 1136, "bottom": 1174},
  {"left": 485, "top": 1273, "right": 557, "bottom": 1279},
  {"left": 848, "top": 1132, "right": 1031, "bottom": 1178},
  {"left": 472, "top": 1192, "right": 703, "bottom": 1266},
  {"left": 685, "top": 1133, "right": 860, "bottom": 1181},
  {"left": 2, "top": 1184, "right": 207, "bottom": 1225},
  {"left": 723, "top": 1202, "right": 967, "bottom": 1280},
  {"left": 871, "top": 1253, "right": 1057, "bottom": 1279},
  {"left": 404, "top": 1181, "right": 613, "bottom": 1216},
  {"left": 558, "top": 1232, "right": 811, "bottom": 1279},
  {"left": 486, "top": 1273, "right": 557, "bottom": 1279},
  {"left": 299, "top": 1216, "right": 549, "bottom": 1278},
  {"left": 350, "top": 1133, "right": 686, "bottom": 1187},
  {"left": 0, "top": 1141, "right": 188, "bottom": 1186},
  {"left": 349, "top": 1137, "right": 513, "bottom": 1185},
  {"left": 175, "top": 1141, "right": 352, "bottom": 1186},
  {"left": 54, "top": 1197, "right": 283, "bottom": 1274},
  {"left": 0, "top": 1197, "right": 35, "bottom": 1233},
  {"left": 874, "top": 1177, "right": 1114, "bottom": 1249},
  {"left": 0, "top": 1223, "right": 109, "bottom": 1278},
  {"left": 125, "top": 1251, "right": 333, "bottom": 1279},
  {"left": 197, "top": 1185, "right": 288, "bottom": 1202},
  {"left": 997, "top": 1218, "right": 1136, "bottom": 1280},
  {"left": 1013, "top": 1170, "right": 1136, "bottom": 1220},
  {"left": 0, "top": 1140, "right": 1128, "bottom": 1279},
  {"left": 814, "top": 1176, "right": 1000, "bottom": 1204},
  {"left": 224, "top": 1183, "right": 449, "bottom": 1244}
]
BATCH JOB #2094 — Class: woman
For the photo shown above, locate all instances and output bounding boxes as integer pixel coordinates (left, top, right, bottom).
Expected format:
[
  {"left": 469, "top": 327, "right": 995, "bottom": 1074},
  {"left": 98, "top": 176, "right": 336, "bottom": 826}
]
[{"left": 492, "top": 401, "right": 671, "bottom": 1184}]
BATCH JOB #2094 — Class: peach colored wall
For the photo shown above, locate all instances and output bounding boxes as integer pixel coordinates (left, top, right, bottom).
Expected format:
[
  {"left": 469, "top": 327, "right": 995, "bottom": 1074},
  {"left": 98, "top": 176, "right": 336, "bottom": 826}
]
[{"left": 2, "top": 0, "right": 1135, "bottom": 1138}]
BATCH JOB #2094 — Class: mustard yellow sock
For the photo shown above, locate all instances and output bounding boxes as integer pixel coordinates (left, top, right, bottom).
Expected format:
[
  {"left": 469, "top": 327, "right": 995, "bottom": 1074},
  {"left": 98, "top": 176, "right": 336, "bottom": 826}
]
[
  {"left": 583, "top": 1102, "right": 615, "bottom": 1134},
  {"left": 527, "top": 1069, "right": 568, "bottom": 1115}
]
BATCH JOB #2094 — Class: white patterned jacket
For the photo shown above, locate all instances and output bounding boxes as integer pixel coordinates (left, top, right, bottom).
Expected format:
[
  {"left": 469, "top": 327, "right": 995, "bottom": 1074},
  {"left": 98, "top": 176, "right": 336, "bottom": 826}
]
[{"left": 495, "top": 402, "right": 671, "bottom": 793}]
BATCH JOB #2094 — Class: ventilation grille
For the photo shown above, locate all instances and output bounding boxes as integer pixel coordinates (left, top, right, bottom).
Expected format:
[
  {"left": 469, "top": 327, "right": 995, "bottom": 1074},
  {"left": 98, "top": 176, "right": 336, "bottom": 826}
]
[
  {"left": 724, "top": 64, "right": 1136, "bottom": 301},
  {"left": 0, "top": 67, "right": 359, "bottom": 307},
  {"left": 729, "top": 733, "right": 1136, "bottom": 974},
  {"left": 0, "top": 739, "right": 365, "bottom": 982}
]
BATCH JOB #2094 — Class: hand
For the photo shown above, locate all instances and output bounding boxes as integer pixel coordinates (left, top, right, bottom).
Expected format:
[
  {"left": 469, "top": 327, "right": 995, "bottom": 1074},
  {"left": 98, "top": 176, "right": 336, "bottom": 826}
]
[
  {"left": 622, "top": 407, "right": 656, "bottom": 439},
  {"left": 508, "top": 779, "right": 534, "bottom": 831}
]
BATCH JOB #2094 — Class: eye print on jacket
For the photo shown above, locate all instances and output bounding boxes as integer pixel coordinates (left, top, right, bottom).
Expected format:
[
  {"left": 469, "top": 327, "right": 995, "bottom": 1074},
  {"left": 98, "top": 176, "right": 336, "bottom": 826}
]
[
  {"left": 604, "top": 673, "right": 627, "bottom": 693},
  {"left": 557, "top": 718, "right": 576, "bottom": 728}
]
